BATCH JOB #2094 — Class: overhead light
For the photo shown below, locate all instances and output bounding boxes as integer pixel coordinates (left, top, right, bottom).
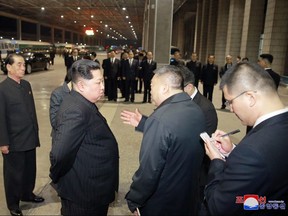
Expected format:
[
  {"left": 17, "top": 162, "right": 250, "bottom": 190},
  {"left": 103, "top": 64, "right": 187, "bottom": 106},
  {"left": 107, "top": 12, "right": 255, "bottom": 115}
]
[
  {"left": 74, "top": 21, "right": 77, "bottom": 23},
  {"left": 61, "top": 15, "right": 64, "bottom": 18},
  {"left": 100, "top": 20, "right": 102, "bottom": 23},
  {"left": 128, "top": 21, "right": 131, "bottom": 24},
  {"left": 83, "top": 25, "right": 86, "bottom": 27},
  {"left": 130, "top": 25, "right": 133, "bottom": 28},
  {"left": 41, "top": 7, "right": 45, "bottom": 11},
  {"left": 126, "top": 16, "right": 129, "bottom": 19},
  {"left": 91, "top": 15, "right": 94, "bottom": 18},
  {"left": 77, "top": 7, "right": 81, "bottom": 10},
  {"left": 105, "top": 24, "right": 108, "bottom": 27},
  {"left": 110, "top": 28, "right": 112, "bottom": 30},
  {"left": 122, "top": 7, "right": 126, "bottom": 10}
]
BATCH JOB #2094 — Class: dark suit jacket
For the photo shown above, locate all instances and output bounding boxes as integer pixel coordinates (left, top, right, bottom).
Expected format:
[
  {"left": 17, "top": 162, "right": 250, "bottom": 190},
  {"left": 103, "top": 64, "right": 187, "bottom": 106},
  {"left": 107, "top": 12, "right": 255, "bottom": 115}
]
[
  {"left": 127, "top": 93, "right": 205, "bottom": 215},
  {"left": 0, "top": 77, "right": 40, "bottom": 151},
  {"left": 102, "top": 58, "right": 120, "bottom": 79},
  {"left": 186, "top": 60, "right": 202, "bottom": 80},
  {"left": 50, "top": 90, "right": 119, "bottom": 208},
  {"left": 65, "top": 56, "right": 81, "bottom": 69},
  {"left": 201, "top": 64, "right": 218, "bottom": 85},
  {"left": 266, "top": 68, "right": 280, "bottom": 89},
  {"left": 193, "top": 91, "right": 218, "bottom": 189},
  {"left": 205, "top": 111, "right": 288, "bottom": 215},
  {"left": 140, "top": 60, "right": 157, "bottom": 81},
  {"left": 122, "top": 58, "right": 139, "bottom": 80}
]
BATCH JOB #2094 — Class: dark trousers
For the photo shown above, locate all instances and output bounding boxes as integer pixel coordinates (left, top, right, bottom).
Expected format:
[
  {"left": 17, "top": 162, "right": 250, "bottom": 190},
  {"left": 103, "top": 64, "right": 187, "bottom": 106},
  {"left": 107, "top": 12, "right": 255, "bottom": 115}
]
[
  {"left": 136, "top": 79, "right": 143, "bottom": 93},
  {"left": 125, "top": 79, "right": 136, "bottom": 101},
  {"left": 143, "top": 80, "right": 151, "bottom": 102},
  {"left": 61, "top": 199, "right": 109, "bottom": 216},
  {"left": 221, "top": 91, "right": 226, "bottom": 107},
  {"left": 107, "top": 78, "right": 118, "bottom": 100},
  {"left": 203, "top": 84, "right": 214, "bottom": 102},
  {"left": 3, "top": 149, "right": 36, "bottom": 210}
]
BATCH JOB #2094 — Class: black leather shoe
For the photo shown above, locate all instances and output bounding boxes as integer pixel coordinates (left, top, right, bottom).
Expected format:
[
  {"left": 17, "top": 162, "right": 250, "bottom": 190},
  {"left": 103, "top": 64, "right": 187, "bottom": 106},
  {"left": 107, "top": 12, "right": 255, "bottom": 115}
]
[
  {"left": 22, "top": 195, "right": 44, "bottom": 203},
  {"left": 10, "top": 209, "right": 23, "bottom": 216}
]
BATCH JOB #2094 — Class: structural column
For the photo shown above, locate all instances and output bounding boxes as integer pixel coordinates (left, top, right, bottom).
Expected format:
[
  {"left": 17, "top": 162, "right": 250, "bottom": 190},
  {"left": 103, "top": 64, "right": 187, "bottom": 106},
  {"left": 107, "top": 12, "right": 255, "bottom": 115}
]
[
  {"left": 194, "top": 0, "right": 203, "bottom": 56},
  {"left": 172, "top": 12, "right": 185, "bottom": 53},
  {"left": 147, "top": 0, "right": 156, "bottom": 53},
  {"left": 206, "top": 0, "right": 218, "bottom": 59},
  {"left": 198, "top": 0, "right": 210, "bottom": 62},
  {"left": 262, "top": 0, "right": 288, "bottom": 75},
  {"left": 151, "top": 0, "right": 173, "bottom": 66},
  {"left": 17, "top": 19, "right": 22, "bottom": 40},
  {"left": 225, "top": 0, "right": 245, "bottom": 61},
  {"left": 240, "top": 0, "right": 266, "bottom": 63},
  {"left": 51, "top": 27, "right": 55, "bottom": 44},
  {"left": 36, "top": 23, "right": 41, "bottom": 41},
  {"left": 214, "top": 0, "right": 230, "bottom": 65}
]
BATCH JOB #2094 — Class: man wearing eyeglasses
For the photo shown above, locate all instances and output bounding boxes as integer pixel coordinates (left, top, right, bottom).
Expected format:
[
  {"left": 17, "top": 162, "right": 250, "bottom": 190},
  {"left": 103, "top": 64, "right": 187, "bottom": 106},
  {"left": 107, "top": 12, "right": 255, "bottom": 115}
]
[{"left": 202, "top": 62, "right": 288, "bottom": 215}]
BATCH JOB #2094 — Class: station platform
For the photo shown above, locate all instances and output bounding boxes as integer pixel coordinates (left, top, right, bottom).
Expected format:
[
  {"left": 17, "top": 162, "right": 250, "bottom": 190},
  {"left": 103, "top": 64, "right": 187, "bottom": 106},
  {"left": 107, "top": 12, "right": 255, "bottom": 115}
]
[{"left": 0, "top": 55, "right": 287, "bottom": 215}]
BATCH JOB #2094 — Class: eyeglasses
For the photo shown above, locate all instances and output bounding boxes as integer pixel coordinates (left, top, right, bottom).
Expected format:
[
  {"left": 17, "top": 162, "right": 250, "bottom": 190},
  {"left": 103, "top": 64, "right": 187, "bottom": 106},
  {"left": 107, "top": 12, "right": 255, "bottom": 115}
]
[{"left": 225, "top": 90, "right": 248, "bottom": 106}]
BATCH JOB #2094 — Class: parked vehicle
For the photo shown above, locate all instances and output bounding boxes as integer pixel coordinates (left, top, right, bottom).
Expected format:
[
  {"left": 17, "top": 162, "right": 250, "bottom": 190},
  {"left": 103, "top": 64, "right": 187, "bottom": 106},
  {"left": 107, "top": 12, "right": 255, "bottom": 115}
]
[{"left": 1, "top": 52, "right": 51, "bottom": 74}]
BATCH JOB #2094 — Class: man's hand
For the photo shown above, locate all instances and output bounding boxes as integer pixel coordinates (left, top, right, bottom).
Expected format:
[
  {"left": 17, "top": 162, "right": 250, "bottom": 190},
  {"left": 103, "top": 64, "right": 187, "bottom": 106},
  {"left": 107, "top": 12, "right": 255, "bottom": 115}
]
[
  {"left": 0, "top": 145, "right": 9, "bottom": 154},
  {"left": 212, "top": 130, "right": 234, "bottom": 154},
  {"left": 120, "top": 108, "right": 142, "bottom": 127}
]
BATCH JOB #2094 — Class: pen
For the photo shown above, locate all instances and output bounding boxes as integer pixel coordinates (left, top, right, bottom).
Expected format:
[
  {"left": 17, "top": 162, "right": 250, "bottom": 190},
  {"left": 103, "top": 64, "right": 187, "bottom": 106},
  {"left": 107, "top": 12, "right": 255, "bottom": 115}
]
[
  {"left": 220, "top": 129, "right": 240, "bottom": 137},
  {"left": 136, "top": 207, "right": 141, "bottom": 216}
]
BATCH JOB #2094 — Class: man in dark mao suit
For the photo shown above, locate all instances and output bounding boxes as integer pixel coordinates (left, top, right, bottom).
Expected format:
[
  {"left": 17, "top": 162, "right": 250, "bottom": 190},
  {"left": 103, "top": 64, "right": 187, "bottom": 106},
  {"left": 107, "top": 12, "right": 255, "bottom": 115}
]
[
  {"left": 123, "top": 65, "right": 206, "bottom": 215},
  {"left": 50, "top": 59, "right": 119, "bottom": 216},
  {"left": 0, "top": 53, "right": 44, "bottom": 216},
  {"left": 201, "top": 54, "right": 218, "bottom": 102},
  {"left": 203, "top": 63, "right": 288, "bottom": 215}
]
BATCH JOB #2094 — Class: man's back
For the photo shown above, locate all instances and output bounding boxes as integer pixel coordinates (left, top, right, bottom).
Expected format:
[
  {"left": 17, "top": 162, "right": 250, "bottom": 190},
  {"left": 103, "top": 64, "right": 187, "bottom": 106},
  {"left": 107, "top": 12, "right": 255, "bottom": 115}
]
[{"left": 126, "top": 93, "right": 205, "bottom": 215}]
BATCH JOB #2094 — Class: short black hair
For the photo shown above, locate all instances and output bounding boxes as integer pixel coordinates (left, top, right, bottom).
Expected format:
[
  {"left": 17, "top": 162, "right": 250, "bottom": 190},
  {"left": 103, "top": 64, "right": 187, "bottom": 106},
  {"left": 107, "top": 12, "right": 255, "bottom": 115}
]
[
  {"left": 154, "top": 65, "right": 184, "bottom": 90},
  {"left": 177, "top": 65, "right": 195, "bottom": 86},
  {"left": 260, "top": 54, "right": 273, "bottom": 64},
  {"left": 71, "top": 59, "right": 100, "bottom": 83},
  {"left": 5, "top": 53, "right": 24, "bottom": 66},
  {"left": 91, "top": 52, "right": 97, "bottom": 57},
  {"left": 220, "top": 62, "right": 276, "bottom": 94}
]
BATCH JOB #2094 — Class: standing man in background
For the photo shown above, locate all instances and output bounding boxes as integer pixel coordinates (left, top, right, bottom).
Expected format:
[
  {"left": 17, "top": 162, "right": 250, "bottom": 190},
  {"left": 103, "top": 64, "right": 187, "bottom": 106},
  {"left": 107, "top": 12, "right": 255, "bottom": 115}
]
[
  {"left": 219, "top": 55, "right": 233, "bottom": 109},
  {"left": 257, "top": 53, "right": 280, "bottom": 89},
  {"left": 201, "top": 54, "right": 218, "bottom": 102},
  {"left": 186, "top": 52, "right": 202, "bottom": 88},
  {"left": 103, "top": 50, "right": 120, "bottom": 101},
  {"left": 0, "top": 53, "right": 44, "bottom": 216},
  {"left": 65, "top": 48, "right": 80, "bottom": 82},
  {"left": 122, "top": 51, "right": 139, "bottom": 103},
  {"left": 140, "top": 51, "right": 157, "bottom": 103}
]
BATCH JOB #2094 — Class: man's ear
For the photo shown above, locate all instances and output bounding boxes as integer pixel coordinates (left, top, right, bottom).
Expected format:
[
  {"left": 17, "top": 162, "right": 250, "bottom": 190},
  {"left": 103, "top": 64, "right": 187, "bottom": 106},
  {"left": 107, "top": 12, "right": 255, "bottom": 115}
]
[
  {"left": 6, "top": 64, "right": 11, "bottom": 72},
  {"left": 75, "top": 80, "right": 85, "bottom": 92},
  {"left": 247, "top": 91, "right": 256, "bottom": 107}
]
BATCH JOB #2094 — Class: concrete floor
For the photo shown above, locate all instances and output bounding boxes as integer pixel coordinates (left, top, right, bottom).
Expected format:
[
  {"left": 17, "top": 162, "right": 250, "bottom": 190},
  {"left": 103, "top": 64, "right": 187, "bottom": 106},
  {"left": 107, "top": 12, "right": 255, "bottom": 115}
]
[{"left": 0, "top": 54, "right": 287, "bottom": 215}]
